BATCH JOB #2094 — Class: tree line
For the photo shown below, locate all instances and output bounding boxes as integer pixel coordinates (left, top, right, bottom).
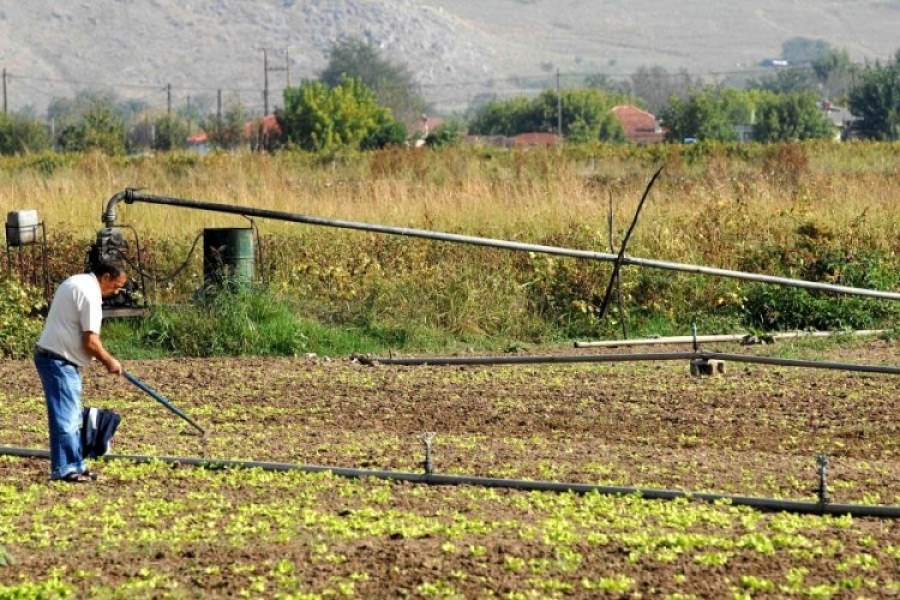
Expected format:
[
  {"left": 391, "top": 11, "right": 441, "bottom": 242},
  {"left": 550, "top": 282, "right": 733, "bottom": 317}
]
[{"left": 2, "top": 36, "right": 900, "bottom": 156}]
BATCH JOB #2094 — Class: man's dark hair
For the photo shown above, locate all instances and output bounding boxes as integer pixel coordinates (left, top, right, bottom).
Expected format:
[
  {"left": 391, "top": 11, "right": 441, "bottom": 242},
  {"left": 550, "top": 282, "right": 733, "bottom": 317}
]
[{"left": 89, "top": 259, "right": 125, "bottom": 279}]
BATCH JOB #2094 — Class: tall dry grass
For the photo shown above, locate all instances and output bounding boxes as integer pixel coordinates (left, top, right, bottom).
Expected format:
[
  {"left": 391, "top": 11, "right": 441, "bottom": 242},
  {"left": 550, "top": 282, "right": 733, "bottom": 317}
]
[
  {"left": 2, "top": 143, "right": 898, "bottom": 251},
  {"left": 3, "top": 141, "right": 900, "bottom": 342}
]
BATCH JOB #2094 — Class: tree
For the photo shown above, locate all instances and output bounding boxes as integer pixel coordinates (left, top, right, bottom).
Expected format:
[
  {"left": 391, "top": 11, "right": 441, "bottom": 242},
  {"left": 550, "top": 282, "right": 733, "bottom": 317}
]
[
  {"left": 424, "top": 120, "right": 464, "bottom": 148},
  {"left": 629, "top": 66, "right": 702, "bottom": 115},
  {"left": 48, "top": 90, "right": 134, "bottom": 154},
  {"left": 812, "top": 48, "right": 858, "bottom": 101},
  {"left": 536, "top": 88, "right": 626, "bottom": 143},
  {"left": 320, "top": 37, "right": 427, "bottom": 127},
  {"left": 468, "top": 88, "right": 625, "bottom": 142},
  {"left": 467, "top": 96, "right": 534, "bottom": 136},
  {"left": 660, "top": 88, "right": 752, "bottom": 142},
  {"left": 278, "top": 77, "right": 399, "bottom": 152},
  {"left": 0, "top": 112, "right": 51, "bottom": 155},
  {"left": 56, "top": 97, "right": 126, "bottom": 155},
  {"left": 752, "top": 91, "right": 834, "bottom": 142},
  {"left": 583, "top": 73, "right": 631, "bottom": 96},
  {"left": 360, "top": 120, "right": 408, "bottom": 150},
  {"left": 201, "top": 101, "right": 249, "bottom": 150},
  {"left": 48, "top": 90, "right": 123, "bottom": 126},
  {"left": 746, "top": 68, "right": 819, "bottom": 94},
  {"left": 848, "top": 53, "right": 900, "bottom": 141},
  {"left": 151, "top": 115, "right": 191, "bottom": 152}
]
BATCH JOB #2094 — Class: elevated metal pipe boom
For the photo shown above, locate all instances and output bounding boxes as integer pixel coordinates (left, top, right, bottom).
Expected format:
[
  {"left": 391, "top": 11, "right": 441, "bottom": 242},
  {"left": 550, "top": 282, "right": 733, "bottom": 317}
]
[{"left": 103, "top": 189, "right": 900, "bottom": 301}]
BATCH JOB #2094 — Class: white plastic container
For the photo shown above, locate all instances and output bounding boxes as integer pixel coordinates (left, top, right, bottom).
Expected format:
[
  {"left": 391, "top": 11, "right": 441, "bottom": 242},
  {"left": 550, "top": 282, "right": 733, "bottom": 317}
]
[{"left": 6, "top": 210, "right": 39, "bottom": 246}]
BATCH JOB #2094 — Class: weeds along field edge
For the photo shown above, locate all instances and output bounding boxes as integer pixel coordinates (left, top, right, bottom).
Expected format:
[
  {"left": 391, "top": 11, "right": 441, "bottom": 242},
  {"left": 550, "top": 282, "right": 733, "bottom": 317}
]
[{"left": 3, "top": 142, "right": 900, "bottom": 351}]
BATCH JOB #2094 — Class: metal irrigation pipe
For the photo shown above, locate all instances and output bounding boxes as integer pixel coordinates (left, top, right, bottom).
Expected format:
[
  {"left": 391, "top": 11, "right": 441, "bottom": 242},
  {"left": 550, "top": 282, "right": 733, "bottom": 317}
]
[
  {"left": 4, "top": 445, "right": 900, "bottom": 518},
  {"left": 574, "top": 329, "right": 888, "bottom": 348},
  {"left": 101, "top": 189, "right": 900, "bottom": 301},
  {"left": 373, "top": 350, "right": 900, "bottom": 376}
]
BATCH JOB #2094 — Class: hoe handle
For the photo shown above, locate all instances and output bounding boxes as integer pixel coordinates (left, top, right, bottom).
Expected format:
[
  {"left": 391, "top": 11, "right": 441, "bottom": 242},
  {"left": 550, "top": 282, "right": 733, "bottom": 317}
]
[{"left": 124, "top": 371, "right": 206, "bottom": 435}]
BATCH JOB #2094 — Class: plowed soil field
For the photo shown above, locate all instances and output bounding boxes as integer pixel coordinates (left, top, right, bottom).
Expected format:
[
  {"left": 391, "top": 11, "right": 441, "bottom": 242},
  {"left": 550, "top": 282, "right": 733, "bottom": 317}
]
[{"left": 4, "top": 339, "right": 900, "bottom": 597}]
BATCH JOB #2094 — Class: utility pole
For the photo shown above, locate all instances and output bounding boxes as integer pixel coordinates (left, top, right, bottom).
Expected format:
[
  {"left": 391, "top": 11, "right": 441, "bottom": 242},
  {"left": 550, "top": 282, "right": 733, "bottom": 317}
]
[
  {"left": 263, "top": 49, "right": 269, "bottom": 116},
  {"left": 556, "top": 68, "right": 562, "bottom": 138},
  {"left": 285, "top": 48, "right": 291, "bottom": 87},
  {"left": 263, "top": 48, "right": 288, "bottom": 115},
  {"left": 167, "top": 84, "right": 172, "bottom": 118},
  {"left": 217, "top": 89, "right": 222, "bottom": 147},
  {"left": 2, "top": 68, "right": 7, "bottom": 115}
]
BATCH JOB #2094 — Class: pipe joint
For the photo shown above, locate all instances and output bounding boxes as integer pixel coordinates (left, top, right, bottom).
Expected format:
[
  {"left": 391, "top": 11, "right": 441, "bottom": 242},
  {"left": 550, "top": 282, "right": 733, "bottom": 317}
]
[
  {"left": 817, "top": 454, "right": 830, "bottom": 504},
  {"left": 420, "top": 432, "right": 436, "bottom": 475}
]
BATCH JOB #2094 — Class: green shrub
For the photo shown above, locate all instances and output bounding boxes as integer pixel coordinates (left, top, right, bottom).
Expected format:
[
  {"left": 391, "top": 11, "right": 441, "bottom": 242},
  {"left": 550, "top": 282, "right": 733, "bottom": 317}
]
[
  {"left": 139, "top": 284, "right": 309, "bottom": 357},
  {"left": 743, "top": 248, "right": 900, "bottom": 331},
  {"left": 0, "top": 276, "right": 45, "bottom": 359}
]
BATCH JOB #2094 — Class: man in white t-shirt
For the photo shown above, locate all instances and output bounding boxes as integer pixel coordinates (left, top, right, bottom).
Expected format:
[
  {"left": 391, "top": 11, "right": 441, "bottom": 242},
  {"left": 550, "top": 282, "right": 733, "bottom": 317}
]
[{"left": 34, "top": 259, "right": 128, "bottom": 483}]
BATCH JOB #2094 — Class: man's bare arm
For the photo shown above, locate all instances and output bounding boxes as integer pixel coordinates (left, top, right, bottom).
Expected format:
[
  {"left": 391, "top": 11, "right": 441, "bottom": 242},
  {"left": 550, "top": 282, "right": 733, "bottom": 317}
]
[{"left": 83, "top": 331, "right": 122, "bottom": 375}]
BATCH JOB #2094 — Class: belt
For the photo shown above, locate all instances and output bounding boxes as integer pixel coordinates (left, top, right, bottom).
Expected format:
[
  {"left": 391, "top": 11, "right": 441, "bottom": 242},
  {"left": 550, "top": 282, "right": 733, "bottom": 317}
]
[{"left": 35, "top": 346, "right": 80, "bottom": 369}]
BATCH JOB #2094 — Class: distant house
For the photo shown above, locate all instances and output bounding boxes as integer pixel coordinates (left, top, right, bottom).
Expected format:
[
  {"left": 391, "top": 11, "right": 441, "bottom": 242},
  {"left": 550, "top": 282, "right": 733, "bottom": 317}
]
[
  {"left": 611, "top": 105, "right": 665, "bottom": 144},
  {"left": 186, "top": 131, "right": 210, "bottom": 154},
  {"left": 245, "top": 114, "right": 282, "bottom": 150},
  {"left": 409, "top": 114, "right": 445, "bottom": 147},
  {"left": 186, "top": 114, "right": 282, "bottom": 153},
  {"left": 819, "top": 101, "right": 859, "bottom": 141}
]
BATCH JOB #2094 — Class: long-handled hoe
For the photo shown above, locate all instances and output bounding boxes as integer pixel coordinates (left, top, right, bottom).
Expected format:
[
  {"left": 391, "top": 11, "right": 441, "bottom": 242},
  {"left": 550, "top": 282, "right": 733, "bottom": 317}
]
[{"left": 123, "top": 371, "right": 206, "bottom": 436}]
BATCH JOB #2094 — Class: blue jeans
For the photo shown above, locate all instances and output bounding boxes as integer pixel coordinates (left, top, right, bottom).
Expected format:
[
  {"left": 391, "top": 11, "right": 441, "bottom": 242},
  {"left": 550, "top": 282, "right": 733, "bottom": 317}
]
[{"left": 34, "top": 353, "right": 85, "bottom": 480}]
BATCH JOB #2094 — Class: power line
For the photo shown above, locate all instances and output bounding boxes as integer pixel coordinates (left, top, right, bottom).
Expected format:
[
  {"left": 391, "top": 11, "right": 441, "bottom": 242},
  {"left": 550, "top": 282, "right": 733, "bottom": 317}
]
[{"left": 0, "top": 60, "right": 864, "bottom": 117}]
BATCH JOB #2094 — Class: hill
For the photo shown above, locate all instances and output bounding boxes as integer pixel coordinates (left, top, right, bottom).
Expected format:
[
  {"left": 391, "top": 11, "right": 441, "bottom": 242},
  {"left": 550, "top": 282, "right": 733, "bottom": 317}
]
[{"left": 1, "top": 0, "right": 899, "bottom": 118}]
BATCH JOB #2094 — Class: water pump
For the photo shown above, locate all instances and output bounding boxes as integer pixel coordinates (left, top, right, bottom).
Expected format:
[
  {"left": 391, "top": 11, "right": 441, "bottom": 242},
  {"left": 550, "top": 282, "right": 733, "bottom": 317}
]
[{"left": 88, "top": 227, "right": 146, "bottom": 315}]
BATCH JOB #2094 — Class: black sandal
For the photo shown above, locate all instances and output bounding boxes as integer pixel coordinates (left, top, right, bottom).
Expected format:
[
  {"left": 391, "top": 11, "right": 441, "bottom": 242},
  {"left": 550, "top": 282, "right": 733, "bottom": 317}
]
[{"left": 60, "top": 472, "right": 93, "bottom": 483}]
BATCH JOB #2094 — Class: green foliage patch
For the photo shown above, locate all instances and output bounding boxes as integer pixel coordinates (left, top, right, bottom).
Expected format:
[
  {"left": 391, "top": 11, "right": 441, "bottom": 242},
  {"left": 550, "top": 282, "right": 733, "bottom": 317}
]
[
  {"left": 0, "top": 276, "right": 45, "bottom": 359},
  {"left": 138, "top": 285, "right": 309, "bottom": 357}
]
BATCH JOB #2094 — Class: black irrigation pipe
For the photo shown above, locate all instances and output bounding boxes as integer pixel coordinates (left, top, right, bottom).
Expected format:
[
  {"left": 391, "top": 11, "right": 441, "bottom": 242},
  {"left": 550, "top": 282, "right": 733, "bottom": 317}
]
[
  {"left": 101, "top": 188, "right": 900, "bottom": 301},
  {"left": 4, "top": 445, "right": 900, "bottom": 518},
  {"left": 373, "top": 350, "right": 900, "bottom": 376},
  {"left": 596, "top": 166, "right": 662, "bottom": 320},
  {"left": 607, "top": 191, "right": 628, "bottom": 340}
]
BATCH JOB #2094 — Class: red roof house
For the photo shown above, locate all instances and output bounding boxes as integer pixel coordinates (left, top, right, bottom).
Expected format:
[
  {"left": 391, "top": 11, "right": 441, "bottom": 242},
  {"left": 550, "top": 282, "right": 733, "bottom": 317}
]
[
  {"left": 611, "top": 105, "right": 665, "bottom": 144},
  {"left": 244, "top": 114, "right": 282, "bottom": 138}
]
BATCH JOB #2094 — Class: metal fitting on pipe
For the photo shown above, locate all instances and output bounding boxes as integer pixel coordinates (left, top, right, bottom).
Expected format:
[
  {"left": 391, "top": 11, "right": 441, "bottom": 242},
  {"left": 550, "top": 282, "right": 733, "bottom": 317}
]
[
  {"left": 817, "top": 455, "right": 830, "bottom": 505},
  {"left": 420, "top": 432, "right": 436, "bottom": 475},
  {"left": 102, "top": 190, "right": 128, "bottom": 228}
]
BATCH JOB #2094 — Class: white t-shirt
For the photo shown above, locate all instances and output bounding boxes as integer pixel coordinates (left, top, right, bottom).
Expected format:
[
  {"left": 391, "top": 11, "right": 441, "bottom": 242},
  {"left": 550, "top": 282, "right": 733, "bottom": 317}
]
[{"left": 37, "top": 273, "right": 102, "bottom": 368}]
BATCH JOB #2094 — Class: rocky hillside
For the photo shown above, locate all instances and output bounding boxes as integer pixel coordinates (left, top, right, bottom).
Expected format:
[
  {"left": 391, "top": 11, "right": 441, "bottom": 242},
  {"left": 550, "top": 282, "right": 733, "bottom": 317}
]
[{"left": 1, "top": 0, "right": 898, "bottom": 117}]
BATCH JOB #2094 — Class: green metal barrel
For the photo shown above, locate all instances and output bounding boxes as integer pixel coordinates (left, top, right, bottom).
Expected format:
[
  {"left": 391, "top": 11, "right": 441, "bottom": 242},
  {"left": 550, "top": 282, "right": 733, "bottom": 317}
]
[{"left": 203, "top": 228, "right": 255, "bottom": 288}]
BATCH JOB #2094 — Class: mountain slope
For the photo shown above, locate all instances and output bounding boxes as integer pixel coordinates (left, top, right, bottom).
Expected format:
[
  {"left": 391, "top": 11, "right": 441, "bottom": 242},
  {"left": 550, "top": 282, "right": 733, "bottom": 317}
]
[{"left": 1, "top": 0, "right": 898, "bottom": 117}]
